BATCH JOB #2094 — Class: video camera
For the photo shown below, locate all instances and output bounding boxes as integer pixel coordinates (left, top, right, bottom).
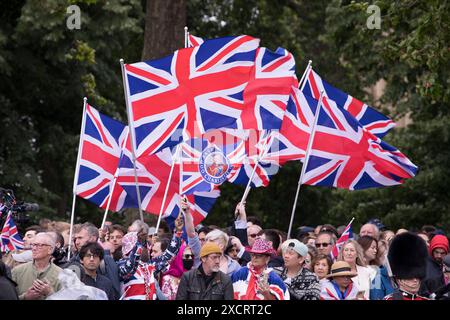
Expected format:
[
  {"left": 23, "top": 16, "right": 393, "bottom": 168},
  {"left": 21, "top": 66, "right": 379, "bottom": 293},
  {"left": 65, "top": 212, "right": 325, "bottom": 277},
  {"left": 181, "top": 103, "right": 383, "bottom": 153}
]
[{"left": 0, "top": 187, "right": 39, "bottom": 224}]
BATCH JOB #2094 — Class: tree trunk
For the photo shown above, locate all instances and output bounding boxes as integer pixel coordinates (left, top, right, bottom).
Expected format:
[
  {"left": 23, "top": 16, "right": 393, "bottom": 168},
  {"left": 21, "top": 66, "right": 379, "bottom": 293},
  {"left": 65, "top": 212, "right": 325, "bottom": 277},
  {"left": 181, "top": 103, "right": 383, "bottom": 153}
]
[{"left": 142, "top": 0, "right": 186, "bottom": 61}]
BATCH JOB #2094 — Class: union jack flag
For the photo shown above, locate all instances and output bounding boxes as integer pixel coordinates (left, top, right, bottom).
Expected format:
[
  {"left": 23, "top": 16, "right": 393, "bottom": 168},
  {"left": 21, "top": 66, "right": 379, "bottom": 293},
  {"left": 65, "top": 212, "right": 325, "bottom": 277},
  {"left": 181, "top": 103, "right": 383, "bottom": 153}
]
[
  {"left": 226, "top": 130, "right": 281, "bottom": 188},
  {"left": 302, "top": 68, "right": 395, "bottom": 138},
  {"left": 331, "top": 220, "right": 354, "bottom": 260},
  {"left": 187, "top": 34, "right": 298, "bottom": 131},
  {"left": 1, "top": 211, "right": 24, "bottom": 252},
  {"left": 179, "top": 131, "right": 246, "bottom": 194},
  {"left": 300, "top": 93, "right": 417, "bottom": 190},
  {"left": 240, "top": 47, "right": 298, "bottom": 130},
  {"left": 75, "top": 103, "right": 128, "bottom": 209},
  {"left": 164, "top": 188, "right": 221, "bottom": 232},
  {"left": 188, "top": 34, "right": 204, "bottom": 47},
  {"left": 124, "top": 35, "right": 260, "bottom": 157}
]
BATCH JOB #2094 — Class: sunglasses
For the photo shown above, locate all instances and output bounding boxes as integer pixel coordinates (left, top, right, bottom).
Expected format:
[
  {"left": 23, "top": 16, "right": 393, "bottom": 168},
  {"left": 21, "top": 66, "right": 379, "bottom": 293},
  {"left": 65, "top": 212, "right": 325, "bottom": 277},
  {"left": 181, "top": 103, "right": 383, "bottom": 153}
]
[
  {"left": 315, "top": 243, "right": 331, "bottom": 248},
  {"left": 249, "top": 234, "right": 259, "bottom": 238}
]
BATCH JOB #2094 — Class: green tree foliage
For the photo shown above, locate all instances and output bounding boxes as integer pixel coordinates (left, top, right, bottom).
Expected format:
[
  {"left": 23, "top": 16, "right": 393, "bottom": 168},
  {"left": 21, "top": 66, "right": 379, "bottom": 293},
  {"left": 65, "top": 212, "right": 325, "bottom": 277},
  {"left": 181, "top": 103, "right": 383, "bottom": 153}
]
[
  {"left": 0, "top": 0, "right": 143, "bottom": 227},
  {"left": 1, "top": 0, "right": 448, "bottom": 234}
]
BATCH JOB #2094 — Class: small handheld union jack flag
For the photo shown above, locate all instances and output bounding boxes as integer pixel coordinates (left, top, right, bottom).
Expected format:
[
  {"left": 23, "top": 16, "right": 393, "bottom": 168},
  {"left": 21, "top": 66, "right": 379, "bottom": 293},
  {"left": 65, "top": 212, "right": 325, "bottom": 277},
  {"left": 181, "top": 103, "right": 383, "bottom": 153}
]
[
  {"left": 331, "top": 218, "right": 354, "bottom": 260},
  {"left": 1, "top": 211, "right": 24, "bottom": 252}
]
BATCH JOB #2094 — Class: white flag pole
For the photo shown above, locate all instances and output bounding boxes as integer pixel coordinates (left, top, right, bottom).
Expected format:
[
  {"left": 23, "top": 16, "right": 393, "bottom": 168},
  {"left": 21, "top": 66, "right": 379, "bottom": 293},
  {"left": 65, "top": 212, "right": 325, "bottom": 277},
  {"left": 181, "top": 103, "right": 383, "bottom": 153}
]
[
  {"left": 100, "top": 129, "right": 130, "bottom": 230},
  {"left": 68, "top": 97, "right": 87, "bottom": 260},
  {"left": 155, "top": 144, "right": 181, "bottom": 233},
  {"left": 298, "top": 60, "right": 312, "bottom": 91},
  {"left": 239, "top": 130, "right": 272, "bottom": 205},
  {"left": 287, "top": 90, "right": 325, "bottom": 239},
  {"left": 120, "top": 59, "right": 144, "bottom": 222},
  {"left": 184, "top": 26, "right": 188, "bottom": 48}
]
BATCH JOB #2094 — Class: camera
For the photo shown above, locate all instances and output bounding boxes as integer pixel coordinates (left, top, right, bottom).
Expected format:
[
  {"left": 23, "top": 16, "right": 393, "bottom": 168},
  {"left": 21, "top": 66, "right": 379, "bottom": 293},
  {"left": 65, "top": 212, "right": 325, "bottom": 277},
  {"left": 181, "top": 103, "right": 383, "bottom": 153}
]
[{"left": 0, "top": 187, "right": 39, "bottom": 225}]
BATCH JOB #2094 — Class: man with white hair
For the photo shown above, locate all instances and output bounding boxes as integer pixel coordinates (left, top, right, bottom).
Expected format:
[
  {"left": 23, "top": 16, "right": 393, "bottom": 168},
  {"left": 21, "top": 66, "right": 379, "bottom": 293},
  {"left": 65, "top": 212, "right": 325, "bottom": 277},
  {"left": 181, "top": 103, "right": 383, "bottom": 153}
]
[
  {"left": 359, "top": 223, "right": 380, "bottom": 240},
  {"left": 12, "top": 232, "right": 62, "bottom": 299}
]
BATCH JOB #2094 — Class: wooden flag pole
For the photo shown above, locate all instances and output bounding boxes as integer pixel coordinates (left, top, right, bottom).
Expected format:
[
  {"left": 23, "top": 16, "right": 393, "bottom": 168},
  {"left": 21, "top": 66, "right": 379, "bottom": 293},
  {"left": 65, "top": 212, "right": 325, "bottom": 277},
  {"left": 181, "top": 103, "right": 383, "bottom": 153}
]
[
  {"left": 120, "top": 58, "right": 144, "bottom": 222},
  {"left": 287, "top": 90, "right": 325, "bottom": 239},
  {"left": 68, "top": 97, "right": 87, "bottom": 260}
]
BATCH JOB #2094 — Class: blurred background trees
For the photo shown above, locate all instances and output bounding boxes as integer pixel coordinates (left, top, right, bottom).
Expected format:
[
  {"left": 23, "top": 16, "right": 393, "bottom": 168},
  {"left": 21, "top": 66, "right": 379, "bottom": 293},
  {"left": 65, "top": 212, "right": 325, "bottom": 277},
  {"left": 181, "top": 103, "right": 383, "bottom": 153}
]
[{"left": 1, "top": 0, "right": 448, "bottom": 233}]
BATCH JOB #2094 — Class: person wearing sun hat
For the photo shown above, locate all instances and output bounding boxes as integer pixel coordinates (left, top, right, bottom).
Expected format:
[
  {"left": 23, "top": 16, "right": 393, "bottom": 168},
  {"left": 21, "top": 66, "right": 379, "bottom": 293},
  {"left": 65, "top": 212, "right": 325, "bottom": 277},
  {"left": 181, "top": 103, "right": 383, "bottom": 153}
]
[
  {"left": 319, "top": 261, "right": 361, "bottom": 300},
  {"left": 232, "top": 238, "right": 290, "bottom": 300},
  {"left": 176, "top": 242, "right": 233, "bottom": 300},
  {"left": 274, "top": 239, "right": 321, "bottom": 300}
]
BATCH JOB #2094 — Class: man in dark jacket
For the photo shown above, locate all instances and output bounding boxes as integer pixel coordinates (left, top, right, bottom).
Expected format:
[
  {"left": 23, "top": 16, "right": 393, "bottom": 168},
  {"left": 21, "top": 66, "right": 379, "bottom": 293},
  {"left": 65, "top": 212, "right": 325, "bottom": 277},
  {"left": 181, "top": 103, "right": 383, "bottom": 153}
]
[
  {"left": 0, "top": 261, "right": 18, "bottom": 300},
  {"left": 420, "top": 234, "right": 449, "bottom": 295},
  {"left": 64, "top": 222, "right": 120, "bottom": 298},
  {"left": 176, "top": 242, "right": 233, "bottom": 300}
]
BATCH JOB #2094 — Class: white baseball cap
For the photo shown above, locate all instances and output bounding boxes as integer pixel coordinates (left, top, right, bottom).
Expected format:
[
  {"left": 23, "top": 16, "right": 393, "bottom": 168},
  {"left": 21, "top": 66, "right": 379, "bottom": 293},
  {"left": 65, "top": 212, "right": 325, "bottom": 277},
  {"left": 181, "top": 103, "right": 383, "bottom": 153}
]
[{"left": 281, "top": 239, "right": 308, "bottom": 257}]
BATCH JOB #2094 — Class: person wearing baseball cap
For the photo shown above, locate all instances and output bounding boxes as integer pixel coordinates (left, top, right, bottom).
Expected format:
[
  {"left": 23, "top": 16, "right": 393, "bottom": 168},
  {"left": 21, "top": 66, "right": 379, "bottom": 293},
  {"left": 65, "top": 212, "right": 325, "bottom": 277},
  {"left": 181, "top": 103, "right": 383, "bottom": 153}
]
[
  {"left": 319, "top": 261, "right": 361, "bottom": 300},
  {"left": 231, "top": 238, "right": 290, "bottom": 300},
  {"left": 273, "top": 239, "right": 321, "bottom": 300},
  {"left": 176, "top": 242, "right": 233, "bottom": 300}
]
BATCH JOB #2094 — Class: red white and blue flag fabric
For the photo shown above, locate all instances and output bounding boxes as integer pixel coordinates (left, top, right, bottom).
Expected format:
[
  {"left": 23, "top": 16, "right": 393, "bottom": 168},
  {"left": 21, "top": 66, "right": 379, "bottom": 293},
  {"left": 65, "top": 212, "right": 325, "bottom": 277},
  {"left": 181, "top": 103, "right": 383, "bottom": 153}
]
[
  {"left": 302, "top": 68, "right": 395, "bottom": 138},
  {"left": 123, "top": 35, "right": 260, "bottom": 157},
  {"left": 179, "top": 134, "right": 245, "bottom": 195},
  {"left": 300, "top": 93, "right": 418, "bottom": 190},
  {"left": 331, "top": 220, "right": 354, "bottom": 260},
  {"left": 75, "top": 103, "right": 128, "bottom": 209},
  {"left": 188, "top": 34, "right": 204, "bottom": 47},
  {"left": 240, "top": 47, "right": 298, "bottom": 130},
  {"left": 1, "top": 211, "right": 24, "bottom": 252},
  {"left": 187, "top": 34, "right": 298, "bottom": 131}
]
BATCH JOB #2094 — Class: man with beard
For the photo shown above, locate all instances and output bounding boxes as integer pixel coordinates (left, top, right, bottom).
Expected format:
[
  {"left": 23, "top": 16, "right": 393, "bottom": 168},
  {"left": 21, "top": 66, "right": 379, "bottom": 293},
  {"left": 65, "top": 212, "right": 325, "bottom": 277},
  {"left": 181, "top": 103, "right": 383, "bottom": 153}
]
[{"left": 176, "top": 242, "right": 233, "bottom": 300}]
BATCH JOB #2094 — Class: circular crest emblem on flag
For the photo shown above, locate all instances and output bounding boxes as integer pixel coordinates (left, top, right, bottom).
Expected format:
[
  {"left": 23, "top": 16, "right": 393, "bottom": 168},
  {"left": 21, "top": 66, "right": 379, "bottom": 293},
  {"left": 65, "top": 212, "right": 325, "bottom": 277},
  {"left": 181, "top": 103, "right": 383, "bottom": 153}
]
[{"left": 199, "top": 147, "right": 232, "bottom": 185}]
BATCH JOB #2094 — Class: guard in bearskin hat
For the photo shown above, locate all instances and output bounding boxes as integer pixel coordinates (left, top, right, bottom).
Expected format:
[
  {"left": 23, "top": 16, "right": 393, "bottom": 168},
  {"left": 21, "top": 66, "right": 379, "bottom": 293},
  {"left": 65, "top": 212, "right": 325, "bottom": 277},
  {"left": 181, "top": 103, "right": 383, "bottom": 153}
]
[{"left": 384, "top": 232, "right": 429, "bottom": 300}]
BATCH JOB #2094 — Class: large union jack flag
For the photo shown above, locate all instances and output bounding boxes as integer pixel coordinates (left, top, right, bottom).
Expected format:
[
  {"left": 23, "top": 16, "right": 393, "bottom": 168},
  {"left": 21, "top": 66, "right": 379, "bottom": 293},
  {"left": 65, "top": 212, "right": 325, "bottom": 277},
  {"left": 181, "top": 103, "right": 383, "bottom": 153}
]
[
  {"left": 300, "top": 93, "right": 417, "bottom": 190},
  {"left": 1, "top": 211, "right": 24, "bottom": 252},
  {"left": 124, "top": 35, "right": 260, "bottom": 157},
  {"left": 75, "top": 103, "right": 128, "bottom": 209},
  {"left": 302, "top": 68, "right": 395, "bottom": 138},
  {"left": 188, "top": 34, "right": 298, "bottom": 131}
]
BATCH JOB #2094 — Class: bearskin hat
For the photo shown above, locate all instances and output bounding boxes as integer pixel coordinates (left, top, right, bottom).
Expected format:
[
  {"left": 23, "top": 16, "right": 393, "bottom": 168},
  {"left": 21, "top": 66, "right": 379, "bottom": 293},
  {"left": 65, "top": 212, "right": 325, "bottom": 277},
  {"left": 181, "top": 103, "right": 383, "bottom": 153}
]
[{"left": 388, "top": 232, "right": 428, "bottom": 280}]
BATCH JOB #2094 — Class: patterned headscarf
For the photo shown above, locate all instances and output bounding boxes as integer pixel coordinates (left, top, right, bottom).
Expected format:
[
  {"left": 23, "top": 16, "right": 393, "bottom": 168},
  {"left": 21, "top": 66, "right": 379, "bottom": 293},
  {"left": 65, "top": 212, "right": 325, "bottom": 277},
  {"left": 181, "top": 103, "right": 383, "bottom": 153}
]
[{"left": 122, "top": 232, "right": 138, "bottom": 257}]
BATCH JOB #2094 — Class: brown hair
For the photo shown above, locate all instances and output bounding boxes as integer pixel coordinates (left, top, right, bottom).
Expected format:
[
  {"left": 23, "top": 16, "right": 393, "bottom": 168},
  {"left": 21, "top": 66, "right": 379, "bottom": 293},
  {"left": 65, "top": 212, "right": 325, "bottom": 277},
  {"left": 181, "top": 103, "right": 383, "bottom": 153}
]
[
  {"left": 311, "top": 253, "right": 333, "bottom": 276},
  {"left": 357, "top": 235, "right": 378, "bottom": 265}
]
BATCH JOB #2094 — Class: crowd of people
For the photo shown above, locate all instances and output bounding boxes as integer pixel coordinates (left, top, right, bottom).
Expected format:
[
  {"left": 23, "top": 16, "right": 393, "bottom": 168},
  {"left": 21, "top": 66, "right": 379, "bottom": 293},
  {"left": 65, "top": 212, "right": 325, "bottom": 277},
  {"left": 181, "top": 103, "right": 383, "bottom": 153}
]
[{"left": 1, "top": 198, "right": 449, "bottom": 300}]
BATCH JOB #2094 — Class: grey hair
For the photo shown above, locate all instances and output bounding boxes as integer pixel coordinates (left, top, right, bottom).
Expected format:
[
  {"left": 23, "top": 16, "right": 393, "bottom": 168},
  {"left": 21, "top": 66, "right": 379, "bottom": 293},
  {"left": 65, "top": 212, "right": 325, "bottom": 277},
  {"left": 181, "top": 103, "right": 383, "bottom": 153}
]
[
  {"left": 205, "top": 229, "right": 229, "bottom": 249},
  {"left": 80, "top": 222, "right": 99, "bottom": 240},
  {"left": 129, "top": 220, "right": 149, "bottom": 234},
  {"left": 36, "top": 232, "right": 56, "bottom": 253}
]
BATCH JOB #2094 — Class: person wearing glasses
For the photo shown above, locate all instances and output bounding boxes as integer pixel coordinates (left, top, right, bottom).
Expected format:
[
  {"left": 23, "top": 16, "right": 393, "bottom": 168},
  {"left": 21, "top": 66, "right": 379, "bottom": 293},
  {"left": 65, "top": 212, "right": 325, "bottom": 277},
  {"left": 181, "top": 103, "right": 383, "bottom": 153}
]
[
  {"left": 79, "top": 242, "right": 116, "bottom": 300},
  {"left": 315, "top": 231, "right": 336, "bottom": 257},
  {"left": 176, "top": 242, "right": 233, "bottom": 300},
  {"left": 11, "top": 232, "right": 62, "bottom": 300}
]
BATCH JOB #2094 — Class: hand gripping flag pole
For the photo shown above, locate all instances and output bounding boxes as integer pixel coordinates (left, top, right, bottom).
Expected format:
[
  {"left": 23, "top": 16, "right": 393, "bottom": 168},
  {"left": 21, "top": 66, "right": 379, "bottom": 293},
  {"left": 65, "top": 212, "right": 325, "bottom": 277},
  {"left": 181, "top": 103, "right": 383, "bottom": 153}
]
[
  {"left": 68, "top": 97, "right": 87, "bottom": 260},
  {"left": 100, "top": 128, "right": 130, "bottom": 230},
  {"left": 120, "top": 58, "right": 144, "bottom": 222},
  {"left": 287, "top": 90, "right": 324, "bottom": 239}
]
